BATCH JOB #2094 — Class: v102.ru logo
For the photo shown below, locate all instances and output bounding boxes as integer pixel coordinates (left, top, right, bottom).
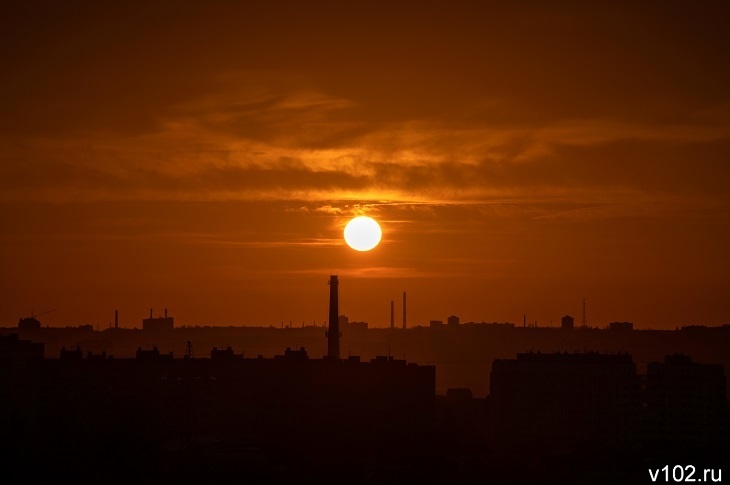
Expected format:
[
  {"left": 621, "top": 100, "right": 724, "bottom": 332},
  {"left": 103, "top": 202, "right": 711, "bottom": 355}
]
[{"left": 649, "top": 465, "right": 721, "bottom": 483}]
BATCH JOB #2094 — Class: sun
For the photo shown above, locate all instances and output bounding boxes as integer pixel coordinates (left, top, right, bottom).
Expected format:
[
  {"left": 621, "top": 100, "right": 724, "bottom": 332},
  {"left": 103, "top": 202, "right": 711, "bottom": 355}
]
[{"left": 344, "top": 216, "right": 382, "bottom": 251}]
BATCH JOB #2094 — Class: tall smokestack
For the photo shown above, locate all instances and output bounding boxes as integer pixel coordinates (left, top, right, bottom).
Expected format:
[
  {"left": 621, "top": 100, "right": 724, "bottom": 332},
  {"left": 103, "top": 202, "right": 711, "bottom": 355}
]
[
  {"left": 114, "top": 310, "right": 118, "bottom": 329},
  {"left": 390, "top": 300, "right": 394, "bottom": 329},
  {"left": 326, "top": 275, "right": 340, "bottom": 359},
  {"left": 402, "top": 292, "right": 407, "bottom": 329}
]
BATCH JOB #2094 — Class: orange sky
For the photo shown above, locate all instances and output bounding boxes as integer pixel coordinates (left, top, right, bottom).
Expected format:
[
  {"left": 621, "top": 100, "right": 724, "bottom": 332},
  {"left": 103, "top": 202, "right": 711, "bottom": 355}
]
[{"left": 1, "top": 2, "right": 729, "bottom": 329}]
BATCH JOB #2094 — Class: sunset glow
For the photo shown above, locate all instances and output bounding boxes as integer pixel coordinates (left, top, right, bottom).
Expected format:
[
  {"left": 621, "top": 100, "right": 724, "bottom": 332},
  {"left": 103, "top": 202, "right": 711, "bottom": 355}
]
[{"left": 0, "top": 2, "right": 728, "bottom": 329}]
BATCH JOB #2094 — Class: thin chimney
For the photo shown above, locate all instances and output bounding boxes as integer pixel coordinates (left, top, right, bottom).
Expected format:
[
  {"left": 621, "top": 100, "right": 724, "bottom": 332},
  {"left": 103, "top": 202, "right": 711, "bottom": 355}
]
[
  {"left": 114, "top": 310, "right": 118, "bottom": 329},
  {"left": 402, "top": 292, "right": 407, "bottom": 330}
]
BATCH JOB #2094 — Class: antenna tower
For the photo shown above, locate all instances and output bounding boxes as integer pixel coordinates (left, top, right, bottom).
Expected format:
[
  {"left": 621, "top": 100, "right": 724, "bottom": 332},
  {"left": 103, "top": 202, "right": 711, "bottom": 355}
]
[
  {"left": 582, "top": 298, "right": 587, "bottom": 327},
  {"left": 185, "top": 340, "right": 194, "bottom": 359}
]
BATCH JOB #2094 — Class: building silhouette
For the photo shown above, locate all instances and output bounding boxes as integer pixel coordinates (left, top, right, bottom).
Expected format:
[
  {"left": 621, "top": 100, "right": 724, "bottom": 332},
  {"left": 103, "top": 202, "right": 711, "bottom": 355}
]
[
  {"left": 60, "top": 346, "right": 83, "bottom": 360},
  {"left": 609, "top": 321, "right": 633, "bottom": 331},
  {"left": 210, "top": 346, "right": 242, "bottom": 361},
  {"left": 490, "top": 352, "right": 640, "bottom": 448},
  {"left": 136, "top": 345, "right": 173, "bottom": 360},
  {"left": 0, "top": 333, "right": 43, "bottom": 360},
  {"left": 17, "top": 317, "right": 41, "bottom": 332},
  {"left": 645, "top": 354, "right": 727, "bottom": 446},
  {"left": 142, "top": 308, "right": 174, "bottom": 332}
]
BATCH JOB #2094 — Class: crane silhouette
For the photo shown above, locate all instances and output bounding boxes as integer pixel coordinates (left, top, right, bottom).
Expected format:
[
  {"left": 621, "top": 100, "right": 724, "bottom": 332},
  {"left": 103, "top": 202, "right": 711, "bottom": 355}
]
[{"left": 29, "top": 309, "right": 57, "bottom": 319}]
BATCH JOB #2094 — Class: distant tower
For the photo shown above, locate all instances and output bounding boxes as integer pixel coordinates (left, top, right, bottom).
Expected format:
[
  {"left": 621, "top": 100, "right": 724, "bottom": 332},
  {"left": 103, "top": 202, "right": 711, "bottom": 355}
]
[
  {"left": 582, "top": 298, "right": 587, "bottom": 327},
  {"left": 185, "top": 340, "right": 194, "bottom": 359},
  {"left": 390, "top": 300, "right": 394, "bottom": 329},
  {"left": 325, "top": 275, "right": 341, "bottom": 359},
  {"left": 402, "top": 292, "right": 407, "bottom": 330},
  {"left": 114, "top": 310, "right": 118, "bottom": 329}
]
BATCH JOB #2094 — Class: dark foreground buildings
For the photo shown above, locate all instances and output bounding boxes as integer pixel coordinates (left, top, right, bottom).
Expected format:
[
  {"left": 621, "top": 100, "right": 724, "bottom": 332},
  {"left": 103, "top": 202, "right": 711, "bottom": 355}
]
[
  {"left": 645, "top": 354, "right": 727, "bottom": 446},
  {"left": 1, "top": 342, "right": 435, "bottom": 482},
  {"left": 2, "top": 344, "right": 435, "bottom": 442},
  {"left": 489, "top": 351, "right": 728, "bottom": 451},
  {"left": 1, "top": 332, "right": 728, "bottom": 484},
  {"left": 490, "top": 351, "right": 640, "bottom": 449}
]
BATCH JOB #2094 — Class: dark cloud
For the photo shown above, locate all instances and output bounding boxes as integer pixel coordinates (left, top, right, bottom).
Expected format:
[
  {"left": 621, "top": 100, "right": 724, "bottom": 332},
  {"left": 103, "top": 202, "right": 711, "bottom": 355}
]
[{"left": 2, "top": 1, "right": 729, "bottom": 135}]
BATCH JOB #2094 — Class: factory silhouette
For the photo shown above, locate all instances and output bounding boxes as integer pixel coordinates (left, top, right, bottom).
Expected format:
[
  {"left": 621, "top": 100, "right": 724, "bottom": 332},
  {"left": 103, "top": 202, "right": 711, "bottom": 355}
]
[{"left": 2, "top": 276, "right": 729, "bottom": 483}]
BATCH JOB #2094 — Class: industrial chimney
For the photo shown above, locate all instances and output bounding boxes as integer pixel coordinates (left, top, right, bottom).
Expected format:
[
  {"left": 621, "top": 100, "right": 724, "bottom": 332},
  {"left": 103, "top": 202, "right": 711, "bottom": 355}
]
[
  {"left": 326, "top": 275, "right": 341, "bottom": 359},
  {"left": 114, "top": 310, "right": 118, "bottom": 329},
  {"left": 402, "top": 291, "right": 407, "bottom": 329}
]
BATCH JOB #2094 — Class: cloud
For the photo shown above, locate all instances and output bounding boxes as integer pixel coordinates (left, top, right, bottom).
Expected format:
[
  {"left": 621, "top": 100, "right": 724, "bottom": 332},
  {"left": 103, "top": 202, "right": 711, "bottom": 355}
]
[
  {"left": 257, "top": 266, "right": 461, "bottom": 279},
  {"left": 2, "top": 1, "right": 730, "bottom": 217},
  {"left": 178, "top": 235, "right": 342, "bottom": 249},
  {"left": 4, "top": 97, "right": 730, "bottom": 208}
]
